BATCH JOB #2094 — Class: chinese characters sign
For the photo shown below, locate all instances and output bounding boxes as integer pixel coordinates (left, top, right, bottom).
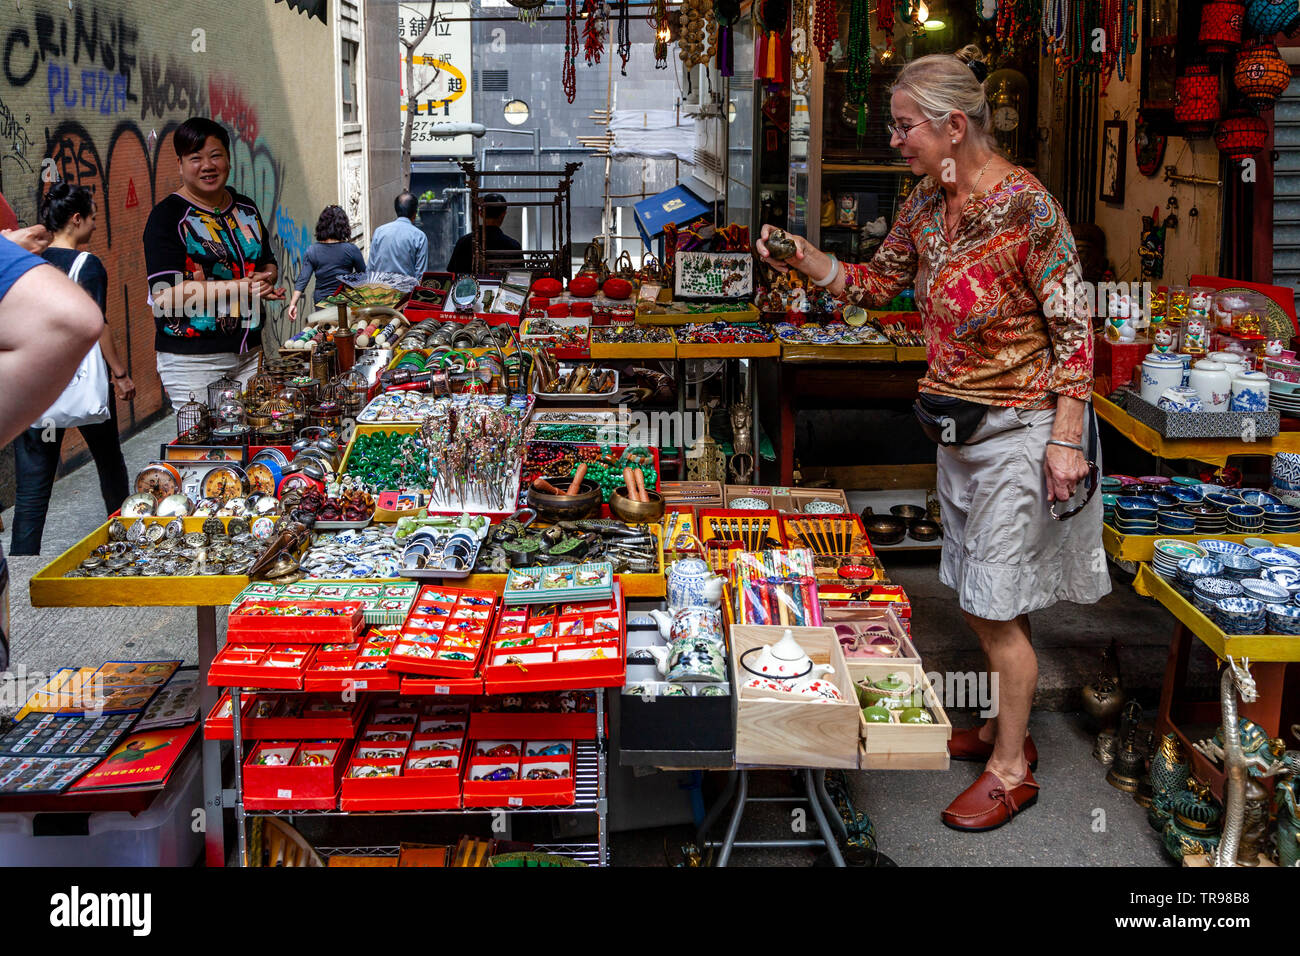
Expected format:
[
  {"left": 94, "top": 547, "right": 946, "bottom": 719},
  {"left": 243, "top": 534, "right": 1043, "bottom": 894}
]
[{"left": 400, "top": 1, "right": 474, "bottom": 157}]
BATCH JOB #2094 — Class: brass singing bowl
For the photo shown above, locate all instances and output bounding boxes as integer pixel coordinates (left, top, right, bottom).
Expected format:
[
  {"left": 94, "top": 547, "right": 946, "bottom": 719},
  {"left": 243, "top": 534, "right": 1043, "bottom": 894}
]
[
  {"left": 862, "top": 513, "right": 907, "bottom": 546},
  {"left": 908, "top": 518, "right": 942, "bottom": 542},
  {"left": 890, "top": 504, "right": 927, "bottom": 522},
  {"left": 608, "top": 487, "right": 665, "bottom": 523},
  {"left": 527, "top": 477, "right": 602, "bottom": 522}
]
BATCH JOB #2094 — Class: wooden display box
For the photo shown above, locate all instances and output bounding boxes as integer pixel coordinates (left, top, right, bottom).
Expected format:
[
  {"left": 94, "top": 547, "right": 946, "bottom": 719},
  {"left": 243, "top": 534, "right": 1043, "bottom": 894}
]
[
  {"left": 660, "top": 481, "right": 724, "bottom": 509},
  {"left": 724, "top": 485, "right": 850, "bottom": 514},
  {"left": 853, "top": 661, "right": 951, "bottom": 770},
  {"left": 30, "top": 516, "right": 250, "bottom": 608},
  {"left": 819, "top": 606, "right": 921, "bottom": 683},
  {"left": 729, "top": 625, "right": 860, "bottom": 770}
]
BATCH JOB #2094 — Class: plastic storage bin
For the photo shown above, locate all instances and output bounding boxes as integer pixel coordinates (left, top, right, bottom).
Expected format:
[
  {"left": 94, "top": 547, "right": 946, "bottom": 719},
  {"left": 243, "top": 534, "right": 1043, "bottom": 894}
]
[{"left": 0, "top": 751, "right": 203, "bottom": 867}]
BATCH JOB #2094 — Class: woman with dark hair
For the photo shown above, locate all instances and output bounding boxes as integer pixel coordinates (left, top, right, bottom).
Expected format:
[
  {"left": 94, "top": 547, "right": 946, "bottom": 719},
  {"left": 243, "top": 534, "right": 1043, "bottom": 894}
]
[
  {"left": 143, "top": 116, "right": 282, "bottom": 411},
  {"left": 286, "top": 205, "right": 365, "bottom": 323},
  {"left": 10, "top": 183, "right": 133, "bottom": 555}
]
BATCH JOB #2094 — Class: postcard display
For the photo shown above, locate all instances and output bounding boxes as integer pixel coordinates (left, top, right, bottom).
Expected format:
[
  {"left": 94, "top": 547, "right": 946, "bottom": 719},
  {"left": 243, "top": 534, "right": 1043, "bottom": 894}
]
[{"left": 208, "top": 575, "right": 619, "bottom": 864}]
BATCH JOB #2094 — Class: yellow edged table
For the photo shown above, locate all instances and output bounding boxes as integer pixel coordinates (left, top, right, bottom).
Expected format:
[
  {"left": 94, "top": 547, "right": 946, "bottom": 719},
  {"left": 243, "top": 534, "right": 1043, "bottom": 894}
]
[
  {"left": 1102, "top": 524, "right": 1300, "bottom": 563},
  {"left": 1094, "top": 392, "right": 1300, "bottom": 466}
]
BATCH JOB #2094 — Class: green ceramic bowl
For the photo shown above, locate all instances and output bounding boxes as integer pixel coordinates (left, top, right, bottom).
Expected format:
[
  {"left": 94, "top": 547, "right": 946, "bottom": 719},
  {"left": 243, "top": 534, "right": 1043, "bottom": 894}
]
[
  {"left": 861, "top": 706, "right": 892, "bottom": 724},
  {"left": 1171, "top": 476, "right": 1200, "bottom": 486},
  {"left": 899, "top": 707, "right": 934, "bottom": 724}
]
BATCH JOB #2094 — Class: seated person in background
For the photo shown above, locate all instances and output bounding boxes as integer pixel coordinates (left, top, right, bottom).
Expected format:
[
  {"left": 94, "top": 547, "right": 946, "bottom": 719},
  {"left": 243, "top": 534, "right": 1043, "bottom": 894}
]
[
  {"left": 368, "top": 191, "right": 428, "bottom": 279},
  {"left": 446, "top": 194, "right": 522, "bottom": 275}
]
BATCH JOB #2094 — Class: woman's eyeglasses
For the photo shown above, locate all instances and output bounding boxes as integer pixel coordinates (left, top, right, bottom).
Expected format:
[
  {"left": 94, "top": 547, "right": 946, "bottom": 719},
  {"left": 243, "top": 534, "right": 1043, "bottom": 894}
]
[{"left": 886, "top": 118, "right": 933, "bottom": 142}]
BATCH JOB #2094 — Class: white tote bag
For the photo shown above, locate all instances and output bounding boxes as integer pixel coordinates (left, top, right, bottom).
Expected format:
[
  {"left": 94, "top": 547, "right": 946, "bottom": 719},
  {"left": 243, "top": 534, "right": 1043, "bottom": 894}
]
[{"left": 40, "top": 251, "right": 110, "bottom": 428}]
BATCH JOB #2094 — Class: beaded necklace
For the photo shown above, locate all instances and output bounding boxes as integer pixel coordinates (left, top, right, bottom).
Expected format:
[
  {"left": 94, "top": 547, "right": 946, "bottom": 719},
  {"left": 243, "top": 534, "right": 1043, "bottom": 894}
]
[
  {"left": 563, "top": 0, "right": 579, "bottom": 100},
  {"left": 650, "top": 0, "right": 671, "bottom": 69},
  {"left": 813, "top": 0, "right": 838, "bottom": 60},
  {"left": 846, "top": 0, "right": 872, "bottom": 136},
  {"left": 617, "top": 0, "right": 631, "bottom": 74},
  {"left": 581, "top": 0, "right": 606, "bottom": 66}
]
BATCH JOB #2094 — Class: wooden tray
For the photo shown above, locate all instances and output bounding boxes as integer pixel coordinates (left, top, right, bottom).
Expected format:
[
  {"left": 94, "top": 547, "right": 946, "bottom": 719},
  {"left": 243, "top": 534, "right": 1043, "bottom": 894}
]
[
  {"left": 30, "top": 517, "right": 250, "bottom": 608},
  {"left": 730, "top": 625, "right": 860, "bottom": 770},
  {"left": 853, "top": 660, "right": 952, "bottom": 770}
]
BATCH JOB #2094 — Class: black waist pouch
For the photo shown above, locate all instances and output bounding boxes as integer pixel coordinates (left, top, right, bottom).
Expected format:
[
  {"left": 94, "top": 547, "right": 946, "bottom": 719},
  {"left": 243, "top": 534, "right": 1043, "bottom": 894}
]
[{"left": 913, "top": 392, "right": 990, "bottom": 446}]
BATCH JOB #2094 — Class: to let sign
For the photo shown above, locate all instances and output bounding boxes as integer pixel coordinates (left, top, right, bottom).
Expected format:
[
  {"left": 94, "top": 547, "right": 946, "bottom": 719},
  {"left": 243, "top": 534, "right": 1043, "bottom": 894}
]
[{"left": 400, "top": 1, "right": 474, "bottom": 157}]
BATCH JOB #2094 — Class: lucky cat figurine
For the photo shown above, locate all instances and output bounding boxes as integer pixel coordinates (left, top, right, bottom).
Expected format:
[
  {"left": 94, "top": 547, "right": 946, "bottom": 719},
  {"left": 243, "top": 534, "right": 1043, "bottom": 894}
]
[
  {"left": 1183, "top": 318, "right": 1207, "bottom": 355},
  {"left": 1153, "top": 326, "right": 1175, "bottom": 354},
  {"left": 1107, "top": 291, "right": 1137, "bottom": 343}
]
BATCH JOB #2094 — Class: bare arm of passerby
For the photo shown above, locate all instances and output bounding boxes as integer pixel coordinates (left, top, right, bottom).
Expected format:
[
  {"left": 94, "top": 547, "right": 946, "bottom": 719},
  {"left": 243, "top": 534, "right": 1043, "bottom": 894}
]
[{"left": 0, "top": 263, "right": 104, "bottom": 445}]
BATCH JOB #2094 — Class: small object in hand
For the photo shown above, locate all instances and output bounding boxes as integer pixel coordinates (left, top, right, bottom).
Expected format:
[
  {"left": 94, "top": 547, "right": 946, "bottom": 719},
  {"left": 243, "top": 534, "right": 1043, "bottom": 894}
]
[{"left": 766, "top": 229, "right": 797, "bottom": 261}]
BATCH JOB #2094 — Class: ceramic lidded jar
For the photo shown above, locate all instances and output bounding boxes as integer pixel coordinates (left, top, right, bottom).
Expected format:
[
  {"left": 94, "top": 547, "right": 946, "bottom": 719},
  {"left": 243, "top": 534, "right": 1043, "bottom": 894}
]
[
  {"left": 1140, "top": 353, "right": 1187, "bottom": 404},
  {"left": 1229, "top": 370, "right": 1270, "bottom": 412},
  {"left": 1188, "top": 359, "right": 1233, "bottom": 411}
]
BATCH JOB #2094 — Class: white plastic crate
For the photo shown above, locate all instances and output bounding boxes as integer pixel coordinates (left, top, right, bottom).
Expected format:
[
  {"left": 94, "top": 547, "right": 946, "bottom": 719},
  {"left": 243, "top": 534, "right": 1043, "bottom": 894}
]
[{"left": 0, "top": 751, "right": 203, "bottom": 867}]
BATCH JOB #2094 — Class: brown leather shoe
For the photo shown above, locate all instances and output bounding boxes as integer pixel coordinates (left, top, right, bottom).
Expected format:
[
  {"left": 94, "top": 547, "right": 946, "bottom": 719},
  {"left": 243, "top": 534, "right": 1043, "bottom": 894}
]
[
  {"left": 947, "top": 726, "right": 1038, "bottom": 769},
  {"left": 940, "top": 768, "right": 1040, "bottom": 832}
]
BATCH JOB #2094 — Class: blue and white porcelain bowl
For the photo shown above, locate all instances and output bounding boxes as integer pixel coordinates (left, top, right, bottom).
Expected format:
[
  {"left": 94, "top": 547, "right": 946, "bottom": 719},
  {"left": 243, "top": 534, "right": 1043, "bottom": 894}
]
[
  {"left": 1205, "top": 493, "right": 1245, "bottom": 512},
  {"left": 1240, "top": 578, "right": 1291, "bottom": 604},
  {"left": 1177, "top": 556, "right": 1224, "bottom": 584},
  {"left": 1248, "top": 547, "right": 1300, "bottom": 569},
  {"left": 1197, "top": 539, "right": 1248, "bottom": 558},
  {"left": 1168, "top": 487, "right": 1204, "bottom": 506},
  {"left": 1218, "top": 553, "right": 1263, "bottom": 579},
  {"left": 1266, "top": 602, "right": 1300, "bottom": 635},
  {"left": 1214, "top": 596, "right": 1267, "bottom": 634},
  {"left": 1260, "top": 565, "right": 1300, "bottom": 594},
  {"left": 1158, "top": 513, "right": 1196, "bottom": 533},
  {"left": 1239, "top": 490, "right": 1282, "bottom": 508},
  {"left": 1272, "top": 452, "right": 1300, "bottom": 491}
]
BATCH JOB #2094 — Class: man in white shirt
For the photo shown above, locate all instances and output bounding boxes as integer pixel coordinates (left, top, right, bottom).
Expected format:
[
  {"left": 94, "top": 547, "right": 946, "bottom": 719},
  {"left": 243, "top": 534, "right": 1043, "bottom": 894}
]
[{"left": 368, "top": 191, "right": 429, "bottom": 278}]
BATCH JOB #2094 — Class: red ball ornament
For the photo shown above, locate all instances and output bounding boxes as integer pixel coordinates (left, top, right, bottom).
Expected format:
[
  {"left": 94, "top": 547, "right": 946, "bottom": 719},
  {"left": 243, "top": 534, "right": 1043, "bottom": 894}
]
[
  {"left": 601, "top": 277, "right": 633, "bottom": 300},
  {"left": 568, "top": 275, "right": 599, "bottom": 297},
  {"left": 532, "top": 277, "right": 564, "bottom": 298}
]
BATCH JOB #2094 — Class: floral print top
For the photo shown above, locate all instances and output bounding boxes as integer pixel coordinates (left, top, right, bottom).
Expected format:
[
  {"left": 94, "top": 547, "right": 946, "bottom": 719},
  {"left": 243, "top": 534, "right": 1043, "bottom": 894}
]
[{"left": 841, "top": 166, "right": 1093, "bottom": 409}]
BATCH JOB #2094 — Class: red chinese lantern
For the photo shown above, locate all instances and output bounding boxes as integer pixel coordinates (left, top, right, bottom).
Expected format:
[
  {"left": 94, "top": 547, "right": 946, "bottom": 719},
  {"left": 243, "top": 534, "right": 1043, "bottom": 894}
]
[
  {"left": 1174, "top": 66, "right": 1222, "bottom": 136},
  {"left": 1199, "top": 0, "right": 1245, "bottom": 56},
  {"left": 1214, "top": 111, "right": 1269, "bottom": 159},
  {"left": 1234, "top": 40, "right": 1290, "bottom": 110}
]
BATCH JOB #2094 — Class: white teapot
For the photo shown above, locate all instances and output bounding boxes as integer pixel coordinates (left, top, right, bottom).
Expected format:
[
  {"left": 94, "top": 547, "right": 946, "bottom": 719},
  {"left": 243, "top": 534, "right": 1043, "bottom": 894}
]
[{"left": 737, "top": 630, "right": 843, "bottom": 701}]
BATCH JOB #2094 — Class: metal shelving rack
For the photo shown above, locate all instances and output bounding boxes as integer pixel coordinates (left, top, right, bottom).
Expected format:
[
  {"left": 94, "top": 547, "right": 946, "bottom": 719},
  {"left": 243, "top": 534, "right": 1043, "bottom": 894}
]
[{"left": 228, "top": 685, "right": 609, "bottom": 867}]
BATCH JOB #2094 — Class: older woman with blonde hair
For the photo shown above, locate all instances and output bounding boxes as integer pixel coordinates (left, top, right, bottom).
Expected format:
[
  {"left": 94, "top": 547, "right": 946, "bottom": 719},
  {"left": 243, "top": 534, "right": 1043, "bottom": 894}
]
[{"left": 758, "top": 45, "right": 1108, "bottom": 832}]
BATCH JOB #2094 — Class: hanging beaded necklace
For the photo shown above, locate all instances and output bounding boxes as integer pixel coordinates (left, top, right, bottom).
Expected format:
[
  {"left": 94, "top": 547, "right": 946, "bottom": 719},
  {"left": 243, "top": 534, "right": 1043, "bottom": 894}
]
[
  {"left": 812, "top": 0, "right": 838, "bottom": 61},
  {"left": 846, "top": 0, "right": 872, "bottom": 136},
  {"left": 617, "top": 0, "right": 631, "bottom": 74},
  {"left": 563, "top": 0, "right": 579, "bottom": 100},
  {"left": 581, "top": 0, "right": 606, "bottom": 65},
  {"left": 791, "top": 0, "right": 812, "bottom": 93},
  {"left": 650, "top": 0, "right": 671, "bottom": 69}
]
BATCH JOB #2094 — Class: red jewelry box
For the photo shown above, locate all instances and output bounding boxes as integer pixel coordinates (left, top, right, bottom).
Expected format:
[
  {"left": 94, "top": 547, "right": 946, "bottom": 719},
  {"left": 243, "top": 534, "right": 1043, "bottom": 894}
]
[
  {"left": 386, "top": 586, "right": 499, "bottom": 679},
  {"left": 399, "top": 673, "right": 485, "bottom": 696},
  {"left": 227, "top": 600, "right": 366, "bottom": 644},
  {"left": 482, "top": 587, "right": 626, "bottom": 694},
  {"left": 204, "top": 693, "right": 364, "bottom": 741},
  {"left": 207, "top": 644, "right": 317, "bottom": 689},
  {"left": 339, "top": 730, "right": 465, "bottom": 810},
  {"left": 303, "top": 627, "right": 403, "bottom": 692},
  {"left": 243, "top": 739, "right": 352, "bottom": 810},
  {"left": 461, "top": 736, "right": 577, "bottom": 808}
]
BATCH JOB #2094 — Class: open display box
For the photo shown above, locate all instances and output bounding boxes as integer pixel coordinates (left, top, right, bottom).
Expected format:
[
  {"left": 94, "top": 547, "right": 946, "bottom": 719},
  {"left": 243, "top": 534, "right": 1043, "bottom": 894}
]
[
  {"left": 204, "top": 693, "right": 365, "bottom": 741},
  {"left": 387, "top": 586, "right": 499, "bottom": 678},
  {"left": 227, "top": 600, "right": 366, "bottom": 644},
  {"left": 729, "top": 625, "right": 861, "bottom": 770},
  {"left": 207, "top": 644, "right": 317, "bottom": 690},
  {"left": 853, "top": 660, "right": 951, "bottom": 771},
  {"left": 481, "top": 587, "right": 626, "bottom": 693},
  {"left": 29, "top": 516, "right": 251, "bottom": 608},
  {"left": 302, "top": 626, "right": 403, "bottom": 693},
  {"left": 725, "top": 485, "right": 850, "bottom": 514},
  {"left": 339, "top": 700, "right": 471, "bottom": 810},
  {"left": 818, "top": 606, "right": 920, "bottom": 681},
  {"left": 243, "top": 739, "right": 353, "bottom": 810}
]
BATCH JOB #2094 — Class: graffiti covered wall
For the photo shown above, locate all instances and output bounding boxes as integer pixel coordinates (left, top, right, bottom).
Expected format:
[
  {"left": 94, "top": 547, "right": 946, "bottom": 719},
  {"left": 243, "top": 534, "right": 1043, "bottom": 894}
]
[{"left": 0, "top": 0, "right": 339, "bottom": 447}]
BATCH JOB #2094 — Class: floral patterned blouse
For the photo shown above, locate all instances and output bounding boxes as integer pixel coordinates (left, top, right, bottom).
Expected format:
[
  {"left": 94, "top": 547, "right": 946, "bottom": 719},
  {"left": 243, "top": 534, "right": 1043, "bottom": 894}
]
[{"left": 841, "top": 166, "right": 1093, "bottom": 409}]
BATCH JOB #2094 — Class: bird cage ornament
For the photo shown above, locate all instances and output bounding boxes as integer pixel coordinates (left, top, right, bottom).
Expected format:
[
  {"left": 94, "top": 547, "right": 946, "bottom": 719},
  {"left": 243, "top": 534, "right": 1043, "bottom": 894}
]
[
  {"left": 244, "top": 368, "right": 277, "bottom": 407},
  {"left": 206, "top": 373, "right": 241, "bottom": 420},
  {"left": 334, "top": 369, "right": 369, "bottom": 420},
  {"left": 276, "top": 386, "right": 309, "bottom": 421},
  {"left": 176, "top": 393, "right": 211, "bottom": 444},
  {"left": 211, "top": 394, "right": 251, "bottom": 448},
  {"left": 308, "top": 384, "right": 345, "bottom": 441}
]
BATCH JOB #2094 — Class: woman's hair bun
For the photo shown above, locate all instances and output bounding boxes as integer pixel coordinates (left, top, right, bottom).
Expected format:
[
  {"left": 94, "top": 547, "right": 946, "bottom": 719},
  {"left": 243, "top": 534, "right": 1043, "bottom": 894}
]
[{"left": 954, "top": 44, "right": 988, "bottom": 82}]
